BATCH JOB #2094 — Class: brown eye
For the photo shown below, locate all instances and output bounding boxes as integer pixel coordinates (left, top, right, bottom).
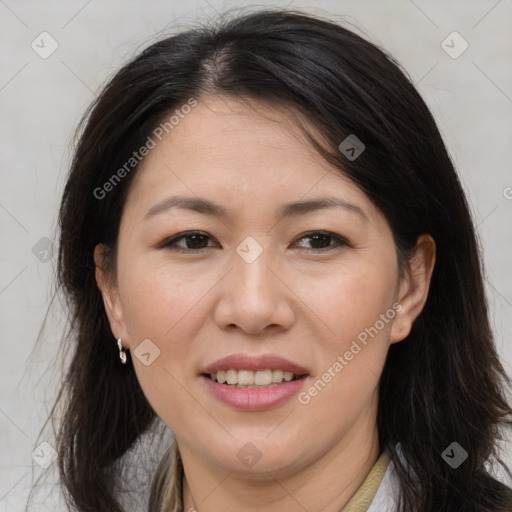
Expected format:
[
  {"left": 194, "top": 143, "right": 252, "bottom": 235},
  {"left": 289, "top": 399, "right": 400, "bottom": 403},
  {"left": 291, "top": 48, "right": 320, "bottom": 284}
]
[
  {"left": 160, "top": 231, "right": 217, "bottom": 252},
  {"left": 159, "top": 230, "right": 349, "bottom": 254},
  {"left": 294, "top": 231, "right": 349, "bottom": 251}
]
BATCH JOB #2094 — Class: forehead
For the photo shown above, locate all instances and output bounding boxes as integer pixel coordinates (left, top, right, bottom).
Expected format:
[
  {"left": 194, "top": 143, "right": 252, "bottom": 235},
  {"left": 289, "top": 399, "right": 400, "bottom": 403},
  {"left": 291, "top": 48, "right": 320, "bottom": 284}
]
[
  {"left": 124, "top": 94, "right": 381, "bottom": 225},
  {"left": 144, "top": 94, "right": 328, "bottom": 176}
]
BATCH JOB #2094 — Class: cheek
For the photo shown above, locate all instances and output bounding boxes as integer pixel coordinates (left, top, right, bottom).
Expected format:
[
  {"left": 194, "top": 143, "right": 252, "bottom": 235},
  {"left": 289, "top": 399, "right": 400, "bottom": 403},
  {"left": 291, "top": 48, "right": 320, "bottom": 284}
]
[
  {"left": 299, "top": 260, "right": 398, "bottom": 346},
  {"left": 294, "top": 258, "right": 396, "bottom": 408},
  {"left": 118, "top": 257, "right": 212, "bottom": 341},
  {"left": 122, "top": 266, "right": 202, "bottom": 422}
]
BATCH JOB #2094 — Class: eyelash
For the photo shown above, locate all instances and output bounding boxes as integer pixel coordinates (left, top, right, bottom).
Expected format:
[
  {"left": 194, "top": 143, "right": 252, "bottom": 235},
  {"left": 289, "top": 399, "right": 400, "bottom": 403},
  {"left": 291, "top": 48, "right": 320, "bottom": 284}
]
[{"left": 158, "top": 230, "right": 350, "bottom": 254}]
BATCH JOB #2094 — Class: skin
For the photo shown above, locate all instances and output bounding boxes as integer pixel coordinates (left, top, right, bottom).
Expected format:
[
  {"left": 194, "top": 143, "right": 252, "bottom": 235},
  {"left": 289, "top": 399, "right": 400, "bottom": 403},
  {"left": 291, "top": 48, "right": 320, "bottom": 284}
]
[{"left": 94, "top": 95, "right": 436, "bottom": 512}]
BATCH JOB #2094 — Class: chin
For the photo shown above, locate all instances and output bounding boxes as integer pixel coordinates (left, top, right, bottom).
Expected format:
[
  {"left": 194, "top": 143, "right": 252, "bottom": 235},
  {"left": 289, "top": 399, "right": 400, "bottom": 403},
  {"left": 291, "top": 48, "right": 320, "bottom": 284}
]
[{"left": 204, "top": 439, "right": 306, "bottom": 478}]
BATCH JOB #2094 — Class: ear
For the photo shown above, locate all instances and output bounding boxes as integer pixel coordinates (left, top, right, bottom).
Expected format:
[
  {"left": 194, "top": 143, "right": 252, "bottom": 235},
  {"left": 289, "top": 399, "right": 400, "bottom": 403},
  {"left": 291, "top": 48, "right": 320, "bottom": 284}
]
[
  {"left": 94, "top": 244, "right": 130, "bottom": 345},
  {"left": 389, "top": 234, "right": 436, "bottom": 344}
]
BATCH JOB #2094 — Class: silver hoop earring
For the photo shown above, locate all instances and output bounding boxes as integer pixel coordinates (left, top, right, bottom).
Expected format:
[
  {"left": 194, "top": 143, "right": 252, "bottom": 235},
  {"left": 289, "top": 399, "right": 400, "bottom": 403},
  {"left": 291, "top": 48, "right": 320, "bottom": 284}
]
[{"left": 117, "top": 338, "right": 127, "bottom": 364}]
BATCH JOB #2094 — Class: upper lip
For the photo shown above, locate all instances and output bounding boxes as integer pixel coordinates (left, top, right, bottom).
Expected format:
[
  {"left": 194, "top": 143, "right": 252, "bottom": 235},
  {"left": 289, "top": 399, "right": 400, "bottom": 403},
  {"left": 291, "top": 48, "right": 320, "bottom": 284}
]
[{"left": 203, "top": 354, "right": 309, "bottom": 375}]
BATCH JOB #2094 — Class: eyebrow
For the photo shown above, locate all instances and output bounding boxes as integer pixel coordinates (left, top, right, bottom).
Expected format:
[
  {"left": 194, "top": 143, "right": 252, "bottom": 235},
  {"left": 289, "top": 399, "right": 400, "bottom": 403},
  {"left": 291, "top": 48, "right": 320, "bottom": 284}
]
[{"left": 143, "top": 195, "right": 369, "bottom": 223}]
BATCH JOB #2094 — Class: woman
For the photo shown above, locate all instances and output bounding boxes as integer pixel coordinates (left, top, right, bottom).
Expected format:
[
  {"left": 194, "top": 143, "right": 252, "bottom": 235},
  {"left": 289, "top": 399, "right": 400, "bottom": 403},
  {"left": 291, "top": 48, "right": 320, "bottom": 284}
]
[{"left": 42, "top": 8, "right": 512, "bottom": 512}]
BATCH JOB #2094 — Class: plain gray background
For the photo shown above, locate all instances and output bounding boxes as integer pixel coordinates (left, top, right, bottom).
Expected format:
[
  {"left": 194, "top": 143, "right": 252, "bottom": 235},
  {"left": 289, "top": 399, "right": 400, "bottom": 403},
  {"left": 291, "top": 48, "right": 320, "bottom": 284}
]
[{"left": 1, "top": 0, "right": 511, "bottom": 509}]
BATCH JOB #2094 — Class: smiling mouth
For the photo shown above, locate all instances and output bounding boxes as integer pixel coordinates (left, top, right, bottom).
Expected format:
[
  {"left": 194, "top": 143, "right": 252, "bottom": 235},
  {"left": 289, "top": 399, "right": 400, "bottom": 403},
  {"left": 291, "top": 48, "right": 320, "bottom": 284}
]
[{"left": 203, "top": 369, "right": 308, "bottom": 388}]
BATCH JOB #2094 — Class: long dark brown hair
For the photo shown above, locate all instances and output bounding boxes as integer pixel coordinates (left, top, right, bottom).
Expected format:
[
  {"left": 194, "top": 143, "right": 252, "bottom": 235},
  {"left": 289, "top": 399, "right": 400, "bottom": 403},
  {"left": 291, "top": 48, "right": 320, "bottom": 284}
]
[{"left": 31, "top": 7, "right": 512, "bottom": 512}]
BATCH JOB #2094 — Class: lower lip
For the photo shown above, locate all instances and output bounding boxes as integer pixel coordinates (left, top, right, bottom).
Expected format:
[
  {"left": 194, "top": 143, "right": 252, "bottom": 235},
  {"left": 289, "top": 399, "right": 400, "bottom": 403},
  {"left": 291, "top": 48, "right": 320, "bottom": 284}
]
[{"left": 201, "top": 375, "right": 308, "bottom": 410}]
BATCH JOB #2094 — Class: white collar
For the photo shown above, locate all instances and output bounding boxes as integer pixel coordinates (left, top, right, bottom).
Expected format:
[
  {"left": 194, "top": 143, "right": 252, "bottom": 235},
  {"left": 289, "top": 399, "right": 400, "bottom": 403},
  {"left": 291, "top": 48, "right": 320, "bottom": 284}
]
[{"left": 366, "top": 455, "right": 400, "bottom": 512}]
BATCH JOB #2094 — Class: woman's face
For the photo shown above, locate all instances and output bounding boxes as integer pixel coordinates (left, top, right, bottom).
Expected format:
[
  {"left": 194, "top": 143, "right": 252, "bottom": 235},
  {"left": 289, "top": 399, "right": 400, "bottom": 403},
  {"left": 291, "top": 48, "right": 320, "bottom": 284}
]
[{"left": 96, "top": 95, "right": 432, "bottom": 479}]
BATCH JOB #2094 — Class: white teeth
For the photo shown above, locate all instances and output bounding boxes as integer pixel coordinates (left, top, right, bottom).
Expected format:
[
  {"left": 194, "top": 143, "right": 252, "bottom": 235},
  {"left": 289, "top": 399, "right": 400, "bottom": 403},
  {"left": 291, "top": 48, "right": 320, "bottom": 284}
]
[
  {"left": 254, "top": 369, "right": 272, "bottom": 386},
  {"left": 238, "top": 370, "right": 254, "bottom": 386},
  {"left": 272, "top": 369, "right": 284, "bottom": 383},
  {"left": 208, "top": 369, "right": 302, "bottom": 386},
  {"left": 226, "top": 369, "right": 238, "bottom": 385}
]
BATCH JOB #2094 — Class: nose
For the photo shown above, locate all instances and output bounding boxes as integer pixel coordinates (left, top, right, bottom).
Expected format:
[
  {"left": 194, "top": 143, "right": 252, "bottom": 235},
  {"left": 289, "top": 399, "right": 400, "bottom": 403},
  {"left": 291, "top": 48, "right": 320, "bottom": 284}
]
[{"left": 213, "top": 241, "right": 296, "bottom": 334}]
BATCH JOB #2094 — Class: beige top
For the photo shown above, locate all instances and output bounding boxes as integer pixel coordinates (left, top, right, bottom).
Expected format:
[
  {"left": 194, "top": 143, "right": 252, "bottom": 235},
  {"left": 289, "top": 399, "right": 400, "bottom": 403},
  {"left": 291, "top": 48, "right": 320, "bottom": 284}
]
[{"left": 341, "top": 449, "right": 391, "bottom": 511}]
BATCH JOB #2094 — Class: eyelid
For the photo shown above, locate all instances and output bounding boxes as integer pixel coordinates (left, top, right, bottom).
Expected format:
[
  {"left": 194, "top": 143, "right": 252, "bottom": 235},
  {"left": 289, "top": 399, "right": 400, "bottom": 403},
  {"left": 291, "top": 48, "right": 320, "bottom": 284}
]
[
  {"left": 156, "top": 230, "right": 216, "bottom": 250},
  {"left": 157, "top": 230, "right": 351, "bottom": 252}
]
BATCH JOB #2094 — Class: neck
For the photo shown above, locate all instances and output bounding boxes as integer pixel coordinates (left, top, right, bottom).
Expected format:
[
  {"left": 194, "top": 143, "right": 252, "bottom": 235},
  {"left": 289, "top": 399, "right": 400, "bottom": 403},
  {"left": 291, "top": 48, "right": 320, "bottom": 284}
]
[{"left": 180, "top": 398, "right": 380, "bottom": 512}]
